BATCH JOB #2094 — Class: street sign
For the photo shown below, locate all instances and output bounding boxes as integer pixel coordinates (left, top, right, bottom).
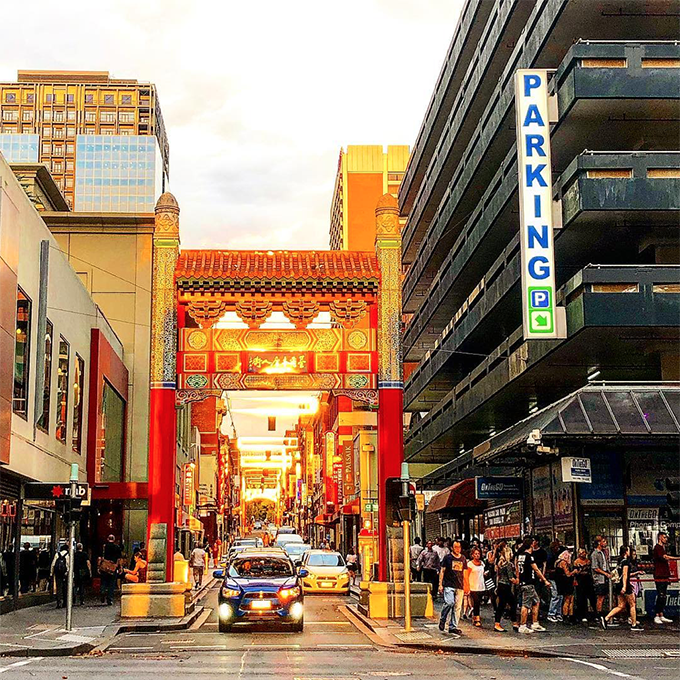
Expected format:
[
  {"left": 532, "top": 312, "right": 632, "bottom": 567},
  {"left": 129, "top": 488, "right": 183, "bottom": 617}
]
[
  {"left": 475, "top": 476, "right": 523, "bottom": 500},
  {"left": 415, "top": 493, "right": 425, "bottom": 512},
  {"left": 515, "top": 69, "right": 558, "bottom": 339},
  {"left": 24, "top": 482, "right": 89, "bottom": 502},
  {"left": 561, "top": 457, "right": 592, "bottom": 483}
]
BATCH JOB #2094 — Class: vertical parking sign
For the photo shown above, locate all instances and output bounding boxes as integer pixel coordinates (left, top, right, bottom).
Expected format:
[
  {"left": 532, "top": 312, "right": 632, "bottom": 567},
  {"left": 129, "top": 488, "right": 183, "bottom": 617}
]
[{"left": 515, "top": 69, "right": 557, "bottom": 338}]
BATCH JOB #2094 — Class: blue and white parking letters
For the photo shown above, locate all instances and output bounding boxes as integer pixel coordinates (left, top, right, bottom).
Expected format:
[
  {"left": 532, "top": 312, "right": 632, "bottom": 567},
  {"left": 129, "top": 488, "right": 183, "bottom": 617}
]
[{"left": 515, "top": 69, "right": 557, "bottom": 338}]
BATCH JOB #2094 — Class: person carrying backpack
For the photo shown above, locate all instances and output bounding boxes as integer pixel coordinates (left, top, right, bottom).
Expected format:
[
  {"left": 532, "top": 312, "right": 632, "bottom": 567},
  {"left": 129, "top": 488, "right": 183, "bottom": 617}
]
[{"left": 50, "top": 543, "right": 70, "bottom": 608}]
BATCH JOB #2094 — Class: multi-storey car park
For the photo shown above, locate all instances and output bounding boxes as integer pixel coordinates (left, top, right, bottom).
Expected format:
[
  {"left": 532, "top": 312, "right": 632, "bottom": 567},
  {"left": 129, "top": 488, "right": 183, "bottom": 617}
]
[{"left": 399, "top": 0, "right": 680, "bottom": 568}]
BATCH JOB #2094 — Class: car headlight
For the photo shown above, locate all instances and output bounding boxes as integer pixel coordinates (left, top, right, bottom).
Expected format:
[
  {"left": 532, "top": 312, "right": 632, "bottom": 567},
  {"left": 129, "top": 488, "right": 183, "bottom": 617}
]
[
  {"left": 339, "top": 573, "right": 349, "bottom": 581},
  {"left": 221, "top": 586, "right": 240, "bottom": 598},
  {"left": 279, "top": 586, "right": 301, "bottom": 601}
]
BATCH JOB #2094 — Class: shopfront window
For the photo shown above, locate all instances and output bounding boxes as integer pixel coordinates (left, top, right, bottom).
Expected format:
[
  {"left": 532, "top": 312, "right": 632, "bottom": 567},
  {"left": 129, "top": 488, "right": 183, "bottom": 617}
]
[
  {"left": 36, "top": 320, "right": 53, "bottom": 433},
  {"left": 100, "top": 381, "right": 125, "bottom": 482},
  {"left": 55, "top": 337, "right": 69, "bottom": 443},
  {"left": 13, "top": 289, "right": 31, "bottom": 418},
  {"left": 71, "top": 355, "right": 85, "bottom": 453}
]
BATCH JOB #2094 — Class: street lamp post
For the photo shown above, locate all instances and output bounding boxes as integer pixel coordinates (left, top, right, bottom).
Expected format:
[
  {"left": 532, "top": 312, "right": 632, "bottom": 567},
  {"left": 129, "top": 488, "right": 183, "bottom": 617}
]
[{"left": 401, "top": 462, "right": 412, "bottom": 632}]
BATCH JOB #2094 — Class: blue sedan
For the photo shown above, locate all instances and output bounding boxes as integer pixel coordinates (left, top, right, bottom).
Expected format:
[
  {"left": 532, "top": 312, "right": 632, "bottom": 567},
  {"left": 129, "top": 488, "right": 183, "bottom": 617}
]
[{"left": 216, "top": 551, "right": 305, "bottom": 632}]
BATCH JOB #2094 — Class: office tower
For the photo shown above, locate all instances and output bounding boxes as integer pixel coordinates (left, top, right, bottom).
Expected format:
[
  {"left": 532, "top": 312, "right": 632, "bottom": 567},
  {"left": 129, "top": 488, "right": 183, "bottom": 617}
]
[
  {"left": 329, "top": 145, "right": 409, "bottom": 251},
  {"left": 0, "top": 70, "right": 169, "bottom": 211}
]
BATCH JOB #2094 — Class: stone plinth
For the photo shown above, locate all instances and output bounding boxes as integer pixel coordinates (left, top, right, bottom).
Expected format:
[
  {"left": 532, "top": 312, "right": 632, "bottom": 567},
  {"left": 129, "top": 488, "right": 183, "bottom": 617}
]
[
  {"left": 358, "top": 580, "right": 433, "bottom": 620},
  {"left": 121, "top": 581, "right": 192, "bottom": 618}
]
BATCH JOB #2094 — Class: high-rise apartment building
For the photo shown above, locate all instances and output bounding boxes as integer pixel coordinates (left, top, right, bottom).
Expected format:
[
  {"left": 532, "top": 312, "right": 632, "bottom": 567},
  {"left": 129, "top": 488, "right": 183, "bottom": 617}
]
[
  {"left": 0, "top": 70, "right": 169, "bottom": 210},
  {"left": 329, "top": 145, "right": 409, "bottom": 251}
]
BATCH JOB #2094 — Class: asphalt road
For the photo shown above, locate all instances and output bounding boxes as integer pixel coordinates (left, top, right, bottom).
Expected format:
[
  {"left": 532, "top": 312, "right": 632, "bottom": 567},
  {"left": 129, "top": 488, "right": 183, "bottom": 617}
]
[{"left": 0, "top": 582, "right": 677, "bottom": 679}]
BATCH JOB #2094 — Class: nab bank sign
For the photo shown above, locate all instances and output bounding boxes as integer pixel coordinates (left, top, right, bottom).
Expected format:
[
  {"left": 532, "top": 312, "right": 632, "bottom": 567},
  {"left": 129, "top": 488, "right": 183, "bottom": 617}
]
[{"left": 515, "top": 70, "right": 558, "bottom": 339}]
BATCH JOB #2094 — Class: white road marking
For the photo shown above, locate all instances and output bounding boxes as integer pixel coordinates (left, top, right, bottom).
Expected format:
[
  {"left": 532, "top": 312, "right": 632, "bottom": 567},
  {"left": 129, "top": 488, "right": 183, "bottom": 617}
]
[
  {"left": 0, "top": 643, "right": 30, "bottom": 649},
  {"left": 561, "top": 657, "right": 642, "bottom": 679},
  {"left": 316, "top": 643, "right": 373, "bottom": 648},
  {"left": 160, "top": 639, "right": 194, "bottom": 644},
  {"left": 304, "top": 621, "right": 351, "bottom": 625},
  {"left": 0, "top": 658, "right": 42, "bottom": 674},
  {"left": 109, "top": 646, "right": 155, "bottom": 651}
]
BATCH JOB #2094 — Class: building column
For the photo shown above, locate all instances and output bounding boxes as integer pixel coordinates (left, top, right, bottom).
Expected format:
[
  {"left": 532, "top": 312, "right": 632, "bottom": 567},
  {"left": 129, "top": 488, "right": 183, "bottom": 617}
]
[
  {"left": 375, "top": 194, "right": 404, "bottom": 581},
  {"left": 147, "top": 193, "right": 180, "bottom": 581}
]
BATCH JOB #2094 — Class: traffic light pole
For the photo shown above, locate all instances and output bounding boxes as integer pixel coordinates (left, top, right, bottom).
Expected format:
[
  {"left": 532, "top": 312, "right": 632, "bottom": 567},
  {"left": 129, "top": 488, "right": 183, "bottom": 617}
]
[
  {"left": 65, "top": 464, "right": 78, "bottom": 632},
  {"left": 403, "top": 519, "right": 412, "bottom": 633}
]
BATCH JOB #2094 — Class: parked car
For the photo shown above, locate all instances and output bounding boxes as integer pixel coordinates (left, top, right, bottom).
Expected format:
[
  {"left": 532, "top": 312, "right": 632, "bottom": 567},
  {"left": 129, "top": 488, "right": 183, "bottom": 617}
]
[
  {"left": 217, "top": 551, "right": 305, "bottom": 632},
  {"left": 299, "top": 550, "right": 350, "bottom": 594}
]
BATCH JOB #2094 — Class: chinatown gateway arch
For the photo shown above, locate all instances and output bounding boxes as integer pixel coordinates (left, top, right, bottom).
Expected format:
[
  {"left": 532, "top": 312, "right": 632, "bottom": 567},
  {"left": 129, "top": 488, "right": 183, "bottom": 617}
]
[{"left": 140, "top": 190, "right": 405, "bottom": 600}]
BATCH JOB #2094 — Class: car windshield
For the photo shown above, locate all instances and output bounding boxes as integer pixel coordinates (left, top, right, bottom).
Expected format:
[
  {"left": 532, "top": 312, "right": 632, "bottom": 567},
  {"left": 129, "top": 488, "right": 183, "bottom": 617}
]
[
  {"left": 306, "top": 553, "right": 345, "bottom": 567},
  {"left": 233, "top": 540, "right": 257, "bottom": 547},
  {"left": 229, "top": 557, "right": 294, "bottom": 578}
]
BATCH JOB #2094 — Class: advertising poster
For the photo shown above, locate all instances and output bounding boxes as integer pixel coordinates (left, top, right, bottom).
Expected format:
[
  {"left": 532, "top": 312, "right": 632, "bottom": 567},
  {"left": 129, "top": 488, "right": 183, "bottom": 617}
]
[
  {"left": 579, "top": 451, "right": 624, "bottom": 506},
  {"left": 484, "top": 501, "right": 522, "bottom": 540},
  {"left": 551, "top": 462, "right": 574, "bottom": 531},
  {"left": 532, "top": 465, "right": 552, "bottom": 531}
]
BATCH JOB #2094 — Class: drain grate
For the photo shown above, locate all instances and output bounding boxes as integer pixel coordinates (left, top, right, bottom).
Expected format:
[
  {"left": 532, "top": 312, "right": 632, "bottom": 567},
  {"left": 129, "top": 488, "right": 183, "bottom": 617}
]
[
  {"left": 393, "top": 631, "right": 433, "bottom": 642},
  {"left": 603, "top": 648, "right": 679, "bottom": 659}
]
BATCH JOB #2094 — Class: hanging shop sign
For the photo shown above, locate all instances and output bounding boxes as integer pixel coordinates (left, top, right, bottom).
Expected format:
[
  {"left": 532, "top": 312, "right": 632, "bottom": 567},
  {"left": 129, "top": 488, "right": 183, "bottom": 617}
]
[
  {"left": 342, "top": 442, "right": 355, "bottom": 499},
  {"left": 627, "top": 507, "right": 659, "bottom": 522},
  {"left": 475, "top": 476, "right": 523, "bottom": 500},
  {"left": 515, "top": 69, "right": 558, "bottom": 339},
  {"left": 561, "top": 456, "right": 592, "bottom": 483},
  {"left": 484, "top": 501, "right": 522, "bottom": 541},
  {"left": 182, "top": 464, "right": 195, "bottom": 507}
]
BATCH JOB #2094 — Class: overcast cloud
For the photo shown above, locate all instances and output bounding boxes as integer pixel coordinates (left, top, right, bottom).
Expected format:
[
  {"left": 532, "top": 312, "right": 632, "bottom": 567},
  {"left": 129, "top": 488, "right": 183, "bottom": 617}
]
[{"left": 1, "top": 0, "right": 463, "bottom": 250}]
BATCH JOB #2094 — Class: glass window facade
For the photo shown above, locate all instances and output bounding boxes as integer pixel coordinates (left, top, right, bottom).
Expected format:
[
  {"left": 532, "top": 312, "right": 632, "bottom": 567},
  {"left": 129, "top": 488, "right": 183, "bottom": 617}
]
[
  {"left": 37, "top": 319, "right": 53, "bottom": 433},
  {"left": 0, "top": 133, "right": 39, "bottom": 162},
  {"left": 55, "top": 337, "right": 69, "bottom": 443},
  {"left": 99, "top": 381, "right": 125, "bottom": 482},
  {"left": 72, "top": 354, "right": 85, "bottom": 454},
  {"left": 13, "top": 289, "right": 31, "bottom": 419},
  {"left": 74, "top": 134, "right": 162, "bottom": 212}
]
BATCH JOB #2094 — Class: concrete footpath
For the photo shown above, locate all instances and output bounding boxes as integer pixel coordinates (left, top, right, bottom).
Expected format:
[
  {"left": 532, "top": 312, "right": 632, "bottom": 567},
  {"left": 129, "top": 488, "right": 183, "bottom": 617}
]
[
  {"left": 0, "top": 578, "right": 214, "bottom": 657},
  {"left": 345, "top": 600, "right": 680, "bottom": 659}
]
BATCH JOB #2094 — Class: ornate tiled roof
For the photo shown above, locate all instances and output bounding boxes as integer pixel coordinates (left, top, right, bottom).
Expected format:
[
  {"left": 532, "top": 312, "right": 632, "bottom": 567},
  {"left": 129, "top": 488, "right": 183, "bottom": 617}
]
[{"left": 176, "top": 250, "right": 380, "bottom": 284}]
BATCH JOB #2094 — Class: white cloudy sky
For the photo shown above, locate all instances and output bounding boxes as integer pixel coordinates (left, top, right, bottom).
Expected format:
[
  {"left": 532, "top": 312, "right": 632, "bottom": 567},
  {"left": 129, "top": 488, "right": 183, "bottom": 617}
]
[{"left": 1, "top": 0, "right": 463, "bottom": 250}]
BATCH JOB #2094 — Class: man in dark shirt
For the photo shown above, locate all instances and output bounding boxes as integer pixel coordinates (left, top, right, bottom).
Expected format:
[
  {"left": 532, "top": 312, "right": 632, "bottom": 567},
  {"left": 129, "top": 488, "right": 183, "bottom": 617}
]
[
  {"left": 438, "top": 540, "right": 466, "bottom": 634},
  {"left": 516, "top": 537, "right": 550, "bottom": 634},
  {"left": 99, "top": 534, "right": 122, "bottom": 606},
  {"left": 653, "top": 532, "right": 677, "bottom": 624},
  {"left": 416, "top": 541, "right": 441, "bottom": 603}
]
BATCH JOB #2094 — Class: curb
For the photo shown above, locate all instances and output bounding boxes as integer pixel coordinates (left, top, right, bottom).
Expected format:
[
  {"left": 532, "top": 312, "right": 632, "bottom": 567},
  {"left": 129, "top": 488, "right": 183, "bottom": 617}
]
[
  {"left": 342, "top": 604, "right": 578, "bottom": 659},
  {"left": 0, "top": 579, "right": 215, "bottom": 658}
]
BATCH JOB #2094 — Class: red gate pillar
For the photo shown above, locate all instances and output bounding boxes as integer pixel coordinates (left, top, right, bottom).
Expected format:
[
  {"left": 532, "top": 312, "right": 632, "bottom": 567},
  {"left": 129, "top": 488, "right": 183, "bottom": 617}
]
[
  {"left": 375, "top": 194, "right": 404, "bottom": 581},
  {"left": 147, "top": 192, "right": 180, "bottom": 580}
]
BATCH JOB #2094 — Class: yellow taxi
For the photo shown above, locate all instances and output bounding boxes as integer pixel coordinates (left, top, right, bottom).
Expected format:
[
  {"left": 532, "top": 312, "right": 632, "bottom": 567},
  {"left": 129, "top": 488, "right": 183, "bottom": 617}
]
[{"left": 299, "top": 550, "right": 350, "bottom": 594}]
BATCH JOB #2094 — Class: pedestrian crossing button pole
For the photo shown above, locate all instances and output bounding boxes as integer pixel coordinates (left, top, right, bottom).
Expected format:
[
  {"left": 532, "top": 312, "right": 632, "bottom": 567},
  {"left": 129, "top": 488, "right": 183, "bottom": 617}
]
[{"left": 66, "top": 463, "right": 78, "bottom": 632}]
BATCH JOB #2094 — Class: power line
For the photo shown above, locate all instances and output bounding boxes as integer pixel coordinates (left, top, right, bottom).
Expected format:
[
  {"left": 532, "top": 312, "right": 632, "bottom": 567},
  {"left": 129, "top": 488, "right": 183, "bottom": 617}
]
[{"left": 47, "top": 305, "right": 150, "bottom": 328}]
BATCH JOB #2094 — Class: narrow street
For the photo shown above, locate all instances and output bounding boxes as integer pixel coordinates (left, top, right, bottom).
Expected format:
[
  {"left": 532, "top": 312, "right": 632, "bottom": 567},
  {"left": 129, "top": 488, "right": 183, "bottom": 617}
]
[{"left": 1, "top": 582, "right": 678, "bottom": 679}]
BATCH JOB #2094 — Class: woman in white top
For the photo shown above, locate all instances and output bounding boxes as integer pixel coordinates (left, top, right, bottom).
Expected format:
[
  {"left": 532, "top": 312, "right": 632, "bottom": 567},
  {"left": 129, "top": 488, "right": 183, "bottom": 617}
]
[{"left": 465, "top": 547, "right": 487, "bottom": 627}]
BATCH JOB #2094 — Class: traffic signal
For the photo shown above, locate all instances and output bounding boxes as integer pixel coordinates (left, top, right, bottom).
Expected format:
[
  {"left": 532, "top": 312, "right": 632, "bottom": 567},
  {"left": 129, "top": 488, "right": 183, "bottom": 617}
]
[{"left": 663, "top": 477, "right": 680, "bottom": 523}]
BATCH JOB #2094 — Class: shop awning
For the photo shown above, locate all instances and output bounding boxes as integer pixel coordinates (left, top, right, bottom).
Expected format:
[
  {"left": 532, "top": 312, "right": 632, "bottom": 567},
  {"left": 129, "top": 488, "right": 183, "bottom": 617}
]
[
  {"left": 426, "top": 478, "right": 486, "bottom": 514},
  {"left": 341, "top": 498, "right": 360, "bottom": 515},
  {"left": 314, "top": 513, "right": 334, "bottom": 525},
  {"left": 473, "top": 384, "right": 680, "bottom": 466}
]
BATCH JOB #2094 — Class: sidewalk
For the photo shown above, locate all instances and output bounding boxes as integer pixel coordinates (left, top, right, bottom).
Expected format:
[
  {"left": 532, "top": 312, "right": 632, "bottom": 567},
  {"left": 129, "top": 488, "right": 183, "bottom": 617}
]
[
  {"left": 0, "top": 578, "right": 214, "bottom": 657},
  {"left": 345, "top": 599, "right": 680, "bottom": 659}
]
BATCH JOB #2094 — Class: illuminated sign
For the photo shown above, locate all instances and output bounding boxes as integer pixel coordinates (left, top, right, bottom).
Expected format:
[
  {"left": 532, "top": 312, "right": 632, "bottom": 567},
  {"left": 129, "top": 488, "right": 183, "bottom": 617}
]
[
  {"left": 515, "top": 69, "right": 558, "bottom": 338},
  {"left": 182, "top": 464, "right": 195, "bottom": 507},
  {"left": 324, "top": 431, "right": 336, "bottom": 478},
  {"left": 247, "top": 352, "right": 308, "bottom": 374}
]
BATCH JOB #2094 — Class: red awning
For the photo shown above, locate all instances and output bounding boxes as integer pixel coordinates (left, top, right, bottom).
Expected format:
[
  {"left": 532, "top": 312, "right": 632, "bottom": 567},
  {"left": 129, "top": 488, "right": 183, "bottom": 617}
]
[
  {"left": 314, "top": 513, "right": 335, "bottom": 525},
  {"left": 341, "top": 498, "right": 360, "bottom": 515},
  {"left": 426, "top": 478, "right": 486, "bottom": 514}
]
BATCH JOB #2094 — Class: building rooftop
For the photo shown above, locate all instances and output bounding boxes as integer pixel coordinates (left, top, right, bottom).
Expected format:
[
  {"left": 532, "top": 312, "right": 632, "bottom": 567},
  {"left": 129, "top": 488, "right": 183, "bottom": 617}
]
[{"left": 16, "top": 70, "right": 144, "bottom": 85}]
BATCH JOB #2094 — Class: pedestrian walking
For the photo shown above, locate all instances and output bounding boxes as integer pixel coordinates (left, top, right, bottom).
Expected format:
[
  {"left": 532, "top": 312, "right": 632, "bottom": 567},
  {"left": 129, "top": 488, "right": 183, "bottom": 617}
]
[
  {"left": 465, "top": 547, "right": 486, "bottom": 628},
  {"left": 346, "top": 546, "right": 359, "bottom": 585},
  {"left": 416, "top": 540, "right": 440, "bottom": 600},
  {"left": 50, "top": 543, "right": 69, "bottom": 608},
  {"left": 516, "top": 537, "right": 550, "bottom": 634},
  {"left": 653, "top": 531, "right": 677, "bottom": 624},
  {"left": 73, "top": 543, "right": 91, "bottom": 605},
  {"left": 438, "top": 539, "right": 466, "bottom": 635},
  {"left": 494, "top": 544, "right": 519, "bottom": 632},
  {"left": 432, "top": 537, "right": 449, "bottom": 563},
  {"left": 98, "top": 534, "right": 122, "bottom": 606},
  {"left": 409, "top": 537, "right": 424, "bottom": 582},
  {"left": 591, "top": 535, "right": 612, "bottom": 618},
  {"left": 190, "top": 542, "right": 207, "bottom": 589},
  {"left": 555, "top": 548, "right": 577, "bottom": 623},
  {"left": 602, "top": 545, "right": 643, "bottom": 631},
  {"left": 37, "top": 548, "right": 51, "bottom": 591}
]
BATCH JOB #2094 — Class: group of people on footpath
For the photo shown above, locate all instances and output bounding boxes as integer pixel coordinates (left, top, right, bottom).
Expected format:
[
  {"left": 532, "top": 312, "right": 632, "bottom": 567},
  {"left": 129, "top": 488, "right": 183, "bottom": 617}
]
[{"left": 409, "top": 532, "right": 677, "bottom": 636}]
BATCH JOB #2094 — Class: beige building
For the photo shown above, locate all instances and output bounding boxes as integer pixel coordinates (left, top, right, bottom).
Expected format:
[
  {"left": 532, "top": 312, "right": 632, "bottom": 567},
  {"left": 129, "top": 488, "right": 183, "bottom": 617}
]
[{"left": 42, "top": 210, "right": 154, "bottom": 482}]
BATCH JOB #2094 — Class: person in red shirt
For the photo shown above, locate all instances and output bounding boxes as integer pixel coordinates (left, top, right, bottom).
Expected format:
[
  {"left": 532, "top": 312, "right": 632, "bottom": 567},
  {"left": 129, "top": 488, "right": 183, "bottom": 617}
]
[{"left": 653, "top": 531, "right": 677, "bottom": 624}]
